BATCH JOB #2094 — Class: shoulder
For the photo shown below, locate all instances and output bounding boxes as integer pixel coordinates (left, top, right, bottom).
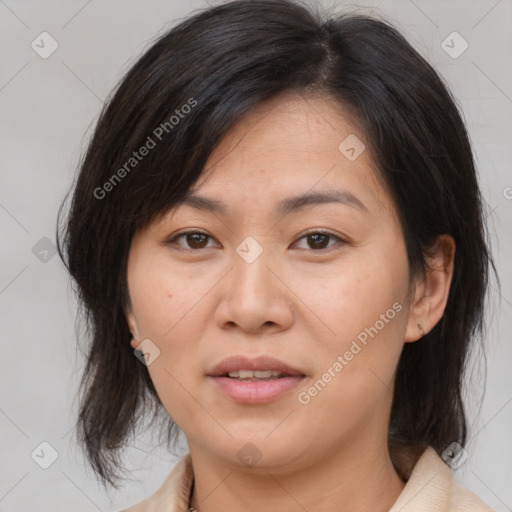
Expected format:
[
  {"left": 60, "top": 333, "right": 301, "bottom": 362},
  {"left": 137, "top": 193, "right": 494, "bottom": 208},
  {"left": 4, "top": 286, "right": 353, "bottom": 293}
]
[
  {"left": 448, "top": 480, "right": 495, "bottom": 512},
  {"left": 390, "top": 444, "right": 495, "bottom": 512}
]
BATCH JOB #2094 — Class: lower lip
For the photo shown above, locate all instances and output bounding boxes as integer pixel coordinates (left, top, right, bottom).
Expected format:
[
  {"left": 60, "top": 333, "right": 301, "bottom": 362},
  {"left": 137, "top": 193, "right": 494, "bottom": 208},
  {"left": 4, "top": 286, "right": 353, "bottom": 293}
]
[{"left": 209, "top": 376, "right": 305, "bottom": 404}]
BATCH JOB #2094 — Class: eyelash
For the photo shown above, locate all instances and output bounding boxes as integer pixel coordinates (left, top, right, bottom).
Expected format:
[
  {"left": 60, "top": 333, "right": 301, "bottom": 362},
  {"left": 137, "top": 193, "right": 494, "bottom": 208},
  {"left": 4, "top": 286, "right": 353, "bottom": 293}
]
[{"left": 166, "top": 229, "right": 347, "bottom": 252}]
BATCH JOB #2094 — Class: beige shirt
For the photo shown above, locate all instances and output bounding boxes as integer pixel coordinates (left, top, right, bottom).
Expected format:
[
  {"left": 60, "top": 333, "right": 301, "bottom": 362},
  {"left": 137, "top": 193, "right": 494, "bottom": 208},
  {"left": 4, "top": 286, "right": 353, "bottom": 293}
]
[{"left": 122, "top": 446, "right": 495, "bottom": 511}]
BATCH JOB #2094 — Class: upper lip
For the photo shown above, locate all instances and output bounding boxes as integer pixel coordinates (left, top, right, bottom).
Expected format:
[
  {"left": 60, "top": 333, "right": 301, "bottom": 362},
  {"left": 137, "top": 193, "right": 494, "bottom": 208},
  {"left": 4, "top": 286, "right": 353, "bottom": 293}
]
[{"left": 207, "top": 355, "right": 305, "bottom": 377}]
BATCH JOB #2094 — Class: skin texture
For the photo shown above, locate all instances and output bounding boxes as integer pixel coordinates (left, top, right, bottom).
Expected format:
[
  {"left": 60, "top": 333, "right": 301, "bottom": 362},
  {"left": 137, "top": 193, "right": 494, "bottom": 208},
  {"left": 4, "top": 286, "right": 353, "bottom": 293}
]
[{"left": 126, "top": 91, "right": 455, "bottom": 512}]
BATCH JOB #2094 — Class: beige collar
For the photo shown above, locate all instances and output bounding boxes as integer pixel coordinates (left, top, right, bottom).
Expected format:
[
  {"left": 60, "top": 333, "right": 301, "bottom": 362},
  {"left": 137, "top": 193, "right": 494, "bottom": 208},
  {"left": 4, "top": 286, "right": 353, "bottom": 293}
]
[{"left": 124, "top": 446, "right": 494, "bottom": 511}]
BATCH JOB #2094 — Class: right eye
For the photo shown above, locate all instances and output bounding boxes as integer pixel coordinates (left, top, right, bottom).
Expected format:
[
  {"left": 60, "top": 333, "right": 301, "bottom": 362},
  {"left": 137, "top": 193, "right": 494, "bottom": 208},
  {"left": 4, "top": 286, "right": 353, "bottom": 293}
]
[{"left": 166, "top": 230, "right": 219, "bottom": 250}]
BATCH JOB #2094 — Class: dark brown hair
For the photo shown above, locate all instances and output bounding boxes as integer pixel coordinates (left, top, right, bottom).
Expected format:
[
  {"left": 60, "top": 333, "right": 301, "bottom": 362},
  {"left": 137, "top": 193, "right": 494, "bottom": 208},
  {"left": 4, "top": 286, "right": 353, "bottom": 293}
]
[{"left": 57, "top": 0, "right": 496, "bottom": 489}]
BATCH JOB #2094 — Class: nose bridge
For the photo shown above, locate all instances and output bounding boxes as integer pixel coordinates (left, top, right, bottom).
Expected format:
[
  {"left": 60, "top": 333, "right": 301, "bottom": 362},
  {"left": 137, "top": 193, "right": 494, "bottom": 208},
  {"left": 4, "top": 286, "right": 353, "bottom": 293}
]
[
  {"left": 232, "top": 235, "right": 273, "bottom": 296},
  {"left": 215, "top": 234, "right": 293, "bottom": 332}
]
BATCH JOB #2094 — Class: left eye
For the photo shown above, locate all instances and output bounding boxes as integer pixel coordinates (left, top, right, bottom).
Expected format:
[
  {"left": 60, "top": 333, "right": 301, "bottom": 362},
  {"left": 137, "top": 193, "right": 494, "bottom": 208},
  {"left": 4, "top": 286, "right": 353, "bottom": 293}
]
[
  {"left": 294, "top": 231, "right": 344, "bottom": 250},
  {"left": 167, "top": 230, "right": 345, "bottom": 251}
]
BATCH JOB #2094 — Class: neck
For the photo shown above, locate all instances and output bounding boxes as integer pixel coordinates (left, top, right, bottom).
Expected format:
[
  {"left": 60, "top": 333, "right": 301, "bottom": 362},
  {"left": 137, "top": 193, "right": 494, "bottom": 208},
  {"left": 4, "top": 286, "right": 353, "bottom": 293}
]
[{"left": 188, "top": 438, "right": 406, "bottom": 512}]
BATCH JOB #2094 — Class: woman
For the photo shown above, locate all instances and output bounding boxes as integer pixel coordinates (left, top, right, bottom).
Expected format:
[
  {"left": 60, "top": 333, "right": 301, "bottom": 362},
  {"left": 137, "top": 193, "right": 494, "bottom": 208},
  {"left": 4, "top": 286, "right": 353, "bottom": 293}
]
[{"left": 56, "top": 0, "right": 497, "bottom": 510}]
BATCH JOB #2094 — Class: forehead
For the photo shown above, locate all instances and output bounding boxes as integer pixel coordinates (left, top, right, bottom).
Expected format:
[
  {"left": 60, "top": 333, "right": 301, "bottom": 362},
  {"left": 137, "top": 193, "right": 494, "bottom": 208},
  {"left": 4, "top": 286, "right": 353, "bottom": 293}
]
[
  {"left": 205, "top": 92, "right": 361, "bottom": 173},
  {"left": 185, "top": 92, "right": 390, "bottom": 214}
]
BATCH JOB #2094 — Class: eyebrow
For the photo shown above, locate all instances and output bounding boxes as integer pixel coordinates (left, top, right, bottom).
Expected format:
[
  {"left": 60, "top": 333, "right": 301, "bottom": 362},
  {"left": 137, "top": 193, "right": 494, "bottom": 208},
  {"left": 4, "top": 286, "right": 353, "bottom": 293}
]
[{"left": 178, "top": 189, "right": 368, "bottom": 217}]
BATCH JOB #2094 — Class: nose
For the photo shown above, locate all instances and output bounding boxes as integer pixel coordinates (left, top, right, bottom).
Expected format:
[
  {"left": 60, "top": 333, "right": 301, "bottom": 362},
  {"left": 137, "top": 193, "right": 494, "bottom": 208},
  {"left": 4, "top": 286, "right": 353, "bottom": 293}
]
[{"left": 214, "top": 243, "right": 294, "bottom": 335}]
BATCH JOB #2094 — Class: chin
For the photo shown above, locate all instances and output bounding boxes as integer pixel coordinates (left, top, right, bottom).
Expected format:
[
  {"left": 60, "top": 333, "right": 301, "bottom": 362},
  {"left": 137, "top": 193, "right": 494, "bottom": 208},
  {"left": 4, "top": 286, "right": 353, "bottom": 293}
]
[{"left": 203, "top": 433, "right": 308, "bottom": 471}]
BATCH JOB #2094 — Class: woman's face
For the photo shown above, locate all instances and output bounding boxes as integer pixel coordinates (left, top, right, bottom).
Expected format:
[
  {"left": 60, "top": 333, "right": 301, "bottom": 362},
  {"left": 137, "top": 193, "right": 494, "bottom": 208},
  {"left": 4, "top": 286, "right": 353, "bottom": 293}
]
[{"left": 126, "top": 92, "right": 417, "bottom": 470}]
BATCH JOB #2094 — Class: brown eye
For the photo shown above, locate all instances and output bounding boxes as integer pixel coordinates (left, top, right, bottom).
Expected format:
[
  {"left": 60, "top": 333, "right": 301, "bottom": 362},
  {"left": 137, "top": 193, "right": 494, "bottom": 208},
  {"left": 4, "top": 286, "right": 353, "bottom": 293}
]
[
  {"left": 168, "top": 231, "right": 217, "bottom": 250},
  {"left": 166, "top": 229, "right": 346, "bottom": 252},
  {"left": 306, "top": 233, "right": 331, "bottom": 249},
  {"left": 294, "top": 230, "right": 345, "bottom": 251},
  {"left": 185, "top": 233, "right": 209, "bottom": 249}
]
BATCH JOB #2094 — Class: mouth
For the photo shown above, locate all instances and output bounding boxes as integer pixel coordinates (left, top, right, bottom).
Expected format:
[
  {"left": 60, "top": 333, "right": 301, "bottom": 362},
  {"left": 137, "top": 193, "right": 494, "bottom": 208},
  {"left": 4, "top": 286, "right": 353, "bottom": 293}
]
[
  {"left": 221, "top": 369, "right": 299, "bottom": 381},
  {"left": 208, "top": 354, "right": 305, "bottom": 378},
  {"left": 207, "top": 355, "right": 306, "bottom": 404}
]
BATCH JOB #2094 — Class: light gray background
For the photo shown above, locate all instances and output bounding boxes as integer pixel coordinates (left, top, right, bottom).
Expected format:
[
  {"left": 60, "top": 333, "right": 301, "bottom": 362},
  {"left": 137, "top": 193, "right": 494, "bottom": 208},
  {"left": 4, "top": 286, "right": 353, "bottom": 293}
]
[{"left": 0, "top": 0, "right": 511, "bottom": 511}]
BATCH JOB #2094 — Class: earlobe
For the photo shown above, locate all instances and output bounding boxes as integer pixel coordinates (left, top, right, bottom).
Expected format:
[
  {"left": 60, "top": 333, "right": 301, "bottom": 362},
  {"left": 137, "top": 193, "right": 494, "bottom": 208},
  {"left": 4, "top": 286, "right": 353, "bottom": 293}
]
[{"left": 404, "top": 234, "right": 456, "bottom": 343}]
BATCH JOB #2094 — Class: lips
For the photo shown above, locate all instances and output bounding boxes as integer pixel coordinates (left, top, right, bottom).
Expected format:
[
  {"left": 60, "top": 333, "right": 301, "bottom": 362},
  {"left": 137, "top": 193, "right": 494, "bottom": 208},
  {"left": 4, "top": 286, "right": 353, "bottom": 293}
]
[
  {"left": 207, "top": 355, "right": 305, "bottom": 378},
  {"left": 207, "top": 355, "right": 307, "bottom": 404}
]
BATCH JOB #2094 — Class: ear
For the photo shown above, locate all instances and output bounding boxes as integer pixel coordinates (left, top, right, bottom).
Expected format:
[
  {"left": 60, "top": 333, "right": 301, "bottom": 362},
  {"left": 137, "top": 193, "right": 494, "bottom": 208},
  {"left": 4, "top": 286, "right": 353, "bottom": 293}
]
[
  {"left": 404, "top": 234, "right": 455, "bottom": 342},
  {"left": 126, "top": 307, "right": 141, "bottom": 350}
]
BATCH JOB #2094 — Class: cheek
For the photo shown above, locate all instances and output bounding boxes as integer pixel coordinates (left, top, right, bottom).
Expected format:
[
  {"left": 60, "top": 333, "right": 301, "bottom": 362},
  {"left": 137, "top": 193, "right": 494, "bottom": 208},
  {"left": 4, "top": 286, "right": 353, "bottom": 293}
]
[
  {"left": 298, "top": 248, "right": 409, "bottom": 401},
  {"left": 303, "top": 254, "right": 406, "bottom": 351},
  {"left": 128, "top": 258, "right": 211, "bottom": 427},
  {"left": 296, "top": 287, "right": 406, "bottom": 435},
  {"left": 128, "top": 255, "right": 204, "bottom": 340}
]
